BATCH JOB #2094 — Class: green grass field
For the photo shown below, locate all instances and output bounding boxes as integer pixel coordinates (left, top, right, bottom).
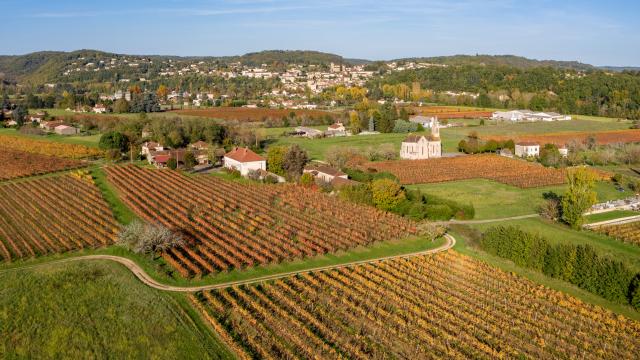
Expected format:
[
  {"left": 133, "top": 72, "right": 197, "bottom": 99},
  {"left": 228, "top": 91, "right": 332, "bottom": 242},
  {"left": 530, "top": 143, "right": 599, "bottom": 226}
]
[
  {"left": 0, "top": 261, "right": 231, "bottom": 359},
  {"left": 408, "top": 179, "right": 627, "bottom": 220},
  {"left": 0, "top": 128, "right": 101, "bottom": 147},
  {"left": 584, "top": 210, "right": 640, "bottom": 224}
]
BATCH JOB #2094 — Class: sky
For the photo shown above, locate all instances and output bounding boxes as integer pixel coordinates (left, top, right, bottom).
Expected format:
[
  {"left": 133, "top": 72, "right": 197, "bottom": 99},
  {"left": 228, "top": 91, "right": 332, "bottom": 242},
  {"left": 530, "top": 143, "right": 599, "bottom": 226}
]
[{"left": 4, "top": 0, "right": 640, "bottom": 66}]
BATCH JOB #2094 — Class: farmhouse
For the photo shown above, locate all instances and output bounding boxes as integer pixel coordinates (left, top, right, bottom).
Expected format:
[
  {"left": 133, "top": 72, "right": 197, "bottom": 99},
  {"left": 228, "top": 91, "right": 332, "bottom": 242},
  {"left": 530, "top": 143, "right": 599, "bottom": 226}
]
[
  {"left": 400, "top": 118, "right": 441, "bottom": 160},
  {"left": 515, "top": 142, "right": 540, "bottom": 157},
  {"left": 326, "top": 122, "right": 347, "bottom": 136},
  {"left": 303, "top": 164, "right": 348, "bottom": 183},
  {"left": 141, "top": 141, "right": 164, "bottom": 157},
  {"left": 295, "top": 126, "right": 323, "bottom": 138},
  {"left": 40, "top": 120, "right": 65, "bottom": 132},
  {"left": 409, "top": 115, "right": 437, "bottom": 128},
  {"left": 54, "top": 125, "right": 79, "bottom": 135},
  {"left": 224, "top": 147, "right": 266, "bottom": 176},
  {"left": 492, "top": 110, "right": 571, "bottom": 122},
  {"left": 93, "top": 104, "right": 107, "bottom": 113}
]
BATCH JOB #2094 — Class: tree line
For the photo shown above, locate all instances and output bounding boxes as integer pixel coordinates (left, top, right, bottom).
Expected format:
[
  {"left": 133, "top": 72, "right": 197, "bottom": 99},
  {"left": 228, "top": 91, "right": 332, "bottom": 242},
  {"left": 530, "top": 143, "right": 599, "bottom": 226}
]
[{"left": 480, "top": 225, "right": 640, "bottom": 310}]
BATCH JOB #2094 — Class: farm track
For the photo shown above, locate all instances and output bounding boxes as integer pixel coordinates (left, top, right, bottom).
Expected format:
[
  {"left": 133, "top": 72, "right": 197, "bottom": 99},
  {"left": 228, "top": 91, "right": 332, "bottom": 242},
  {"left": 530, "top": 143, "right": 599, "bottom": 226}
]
[{"left": 0, "top": 234, "right": 456, "bottom": 292}]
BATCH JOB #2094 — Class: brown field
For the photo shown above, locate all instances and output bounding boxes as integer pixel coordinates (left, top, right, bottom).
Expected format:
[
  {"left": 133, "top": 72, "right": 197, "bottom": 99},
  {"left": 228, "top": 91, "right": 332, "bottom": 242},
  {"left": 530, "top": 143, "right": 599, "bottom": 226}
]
[
  {"left": 190, "top": 250, "right": 640, "bottom": 359},
  {"left": 363, "top": 154, "right": 601, "bottom": 188},
  {"left": 170, "top": 107, "right": 339, "bottom": 122},
  {"left": 0, "top": 175, "right": 119, "bottom": 261},
  {"left": 0, "top": 149, "right": 86, "bottom": 181},
  {"left": 0, "top": 134, "right": 103, "bottom": 159},
  {"left": 412, "top": 106, "right": 493, "bottom": 119},
  {"left": 485, "top": 129, "right": 640, "bottom": 146},
  {"left": 105, "top": 165, "right": 417, "bottom": 277}
]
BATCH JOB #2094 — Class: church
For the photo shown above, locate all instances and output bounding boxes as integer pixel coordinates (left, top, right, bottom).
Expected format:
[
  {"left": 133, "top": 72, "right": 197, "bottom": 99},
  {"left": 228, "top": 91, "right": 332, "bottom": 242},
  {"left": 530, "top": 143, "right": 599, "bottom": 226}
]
[{"left": 399, "top": 118, "right": 442, "bottom": 160}]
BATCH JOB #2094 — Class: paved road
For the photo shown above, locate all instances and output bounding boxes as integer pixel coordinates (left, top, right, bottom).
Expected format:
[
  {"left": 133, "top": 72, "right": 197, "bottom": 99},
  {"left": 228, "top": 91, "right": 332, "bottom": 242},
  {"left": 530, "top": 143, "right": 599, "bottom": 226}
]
[{"left": 0, "top": 234, "right": 456, "bottom": 293}]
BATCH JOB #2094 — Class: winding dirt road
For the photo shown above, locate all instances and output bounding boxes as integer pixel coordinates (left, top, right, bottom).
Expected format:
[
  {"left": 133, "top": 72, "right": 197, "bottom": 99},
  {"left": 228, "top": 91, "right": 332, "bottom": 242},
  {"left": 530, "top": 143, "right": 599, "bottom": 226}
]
[{"left": 0, "top": 234, "right": 456, "bottom": 292}]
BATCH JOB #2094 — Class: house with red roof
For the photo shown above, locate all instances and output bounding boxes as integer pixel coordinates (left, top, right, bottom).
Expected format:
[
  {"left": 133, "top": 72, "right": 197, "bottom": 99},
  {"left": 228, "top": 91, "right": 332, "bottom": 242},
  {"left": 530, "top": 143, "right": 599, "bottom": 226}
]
[{"left": 223, "top": 147, "right": 266, "bottom": 176}]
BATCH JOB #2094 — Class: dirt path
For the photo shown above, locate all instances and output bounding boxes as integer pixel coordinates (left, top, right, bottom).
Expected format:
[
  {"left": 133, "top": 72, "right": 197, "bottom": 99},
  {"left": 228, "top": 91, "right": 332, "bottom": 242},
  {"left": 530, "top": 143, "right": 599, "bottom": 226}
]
[{"left": 0, "top": 234, "right": 456, "bottom": 292}]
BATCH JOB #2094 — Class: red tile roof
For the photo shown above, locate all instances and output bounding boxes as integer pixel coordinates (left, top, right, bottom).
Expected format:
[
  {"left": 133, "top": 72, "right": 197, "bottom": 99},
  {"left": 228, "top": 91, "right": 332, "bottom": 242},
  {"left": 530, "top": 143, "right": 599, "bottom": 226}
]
[
  {"left": 154, "top": 155, "right": 170, "bottom": 163},
  {"left": 224, "top": 147, "right": 265, "bottom": 163}
]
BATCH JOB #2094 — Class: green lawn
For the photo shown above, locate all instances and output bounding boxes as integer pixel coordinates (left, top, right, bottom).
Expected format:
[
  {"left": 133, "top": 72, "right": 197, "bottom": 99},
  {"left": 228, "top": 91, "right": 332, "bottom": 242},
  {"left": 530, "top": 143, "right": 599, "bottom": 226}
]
[
  {"left": 0, "top": 261, "right": 231, "bottom": 359},
  {"left": 469, "top": 217, "right": 640, "bottom": 271},
  {"left": 584, "top": 210, "right": 640, "bottom": 224},
  {"left": 0, "top": 128, "right": 101, "bottom": 148},
  {"left": 408, "top": 179, "right": 627, "bottom": 220},
  {"left": 92, "top": 166, "right": 139, "bottom": 225}
]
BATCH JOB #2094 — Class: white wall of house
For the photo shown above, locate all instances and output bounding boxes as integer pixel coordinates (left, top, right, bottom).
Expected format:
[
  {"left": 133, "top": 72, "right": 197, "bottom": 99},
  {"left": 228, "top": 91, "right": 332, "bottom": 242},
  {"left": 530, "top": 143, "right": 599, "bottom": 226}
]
[
  {"left": 224, "top": 157, "right": 266, "bottom": 176},
  {"left": 515, "top": 144, "right": 540, "bottom": 157}
]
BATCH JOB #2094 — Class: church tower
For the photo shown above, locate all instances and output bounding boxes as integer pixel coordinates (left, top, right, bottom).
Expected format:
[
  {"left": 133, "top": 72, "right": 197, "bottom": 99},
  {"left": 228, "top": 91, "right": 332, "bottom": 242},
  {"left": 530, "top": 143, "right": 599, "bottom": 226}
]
[{"left": 431, "top": 117, "right": 440, "bottom": 139}]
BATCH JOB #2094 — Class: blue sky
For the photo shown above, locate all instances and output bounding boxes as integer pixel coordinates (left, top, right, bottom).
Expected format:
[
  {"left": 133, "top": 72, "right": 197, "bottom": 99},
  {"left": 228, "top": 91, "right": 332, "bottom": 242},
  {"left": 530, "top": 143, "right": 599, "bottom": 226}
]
[{"left": 4, "top": 0, "right": 640, "bottom": 66}]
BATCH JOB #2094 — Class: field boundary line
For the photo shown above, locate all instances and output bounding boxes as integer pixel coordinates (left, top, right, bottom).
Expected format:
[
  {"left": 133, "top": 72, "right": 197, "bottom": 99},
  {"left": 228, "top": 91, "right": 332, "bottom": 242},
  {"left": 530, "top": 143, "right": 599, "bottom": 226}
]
[
  {"left": 0, "top": 235, "right": 455, "bottom": 292},
  {"left": 583, "top": 215, "right": 640, "bottom": 229}
]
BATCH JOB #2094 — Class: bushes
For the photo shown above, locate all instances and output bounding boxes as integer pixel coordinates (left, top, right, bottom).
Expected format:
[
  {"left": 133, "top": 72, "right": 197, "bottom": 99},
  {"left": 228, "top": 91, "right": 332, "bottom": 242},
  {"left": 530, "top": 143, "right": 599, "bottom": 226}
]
[
  {"left": 344, "top": 168, "right": 397, "bottom": 182},
  {"left": 480, "top": 225, "right": 640, "bottom": 309},
  {"left": 117, "top": 221, "right": 184, "bottom": 254}
]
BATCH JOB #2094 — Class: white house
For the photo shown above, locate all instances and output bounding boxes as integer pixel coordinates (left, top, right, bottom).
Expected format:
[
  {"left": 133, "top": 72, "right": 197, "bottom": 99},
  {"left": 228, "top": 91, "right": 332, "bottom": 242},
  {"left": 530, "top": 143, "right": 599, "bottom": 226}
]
[
  {"left": 224, "top": 147, "right": 266, "bottom": 176},
  {"left": 326, "top": 122, "right": 347, "bottom": 136},
  {"left": 559, "top": 146, "right": 569, "bottom": 157},
  {"left": 141, "top": 142, "right": 164, "bottom": 157},
  {"left": 409, "top": 115, "right": 437, "bottom": 128},
  {"left": 514, "top": 142, "right": 540, "bottom": 157},
  {"left": 400, "top": 118, "right": 441, "bottom": 160},
  {"left": 54, "top": 125, "right": 79, "bottom": 135},
  {"left": 93, "top": 104, "right": 107, "bottom": 113}
]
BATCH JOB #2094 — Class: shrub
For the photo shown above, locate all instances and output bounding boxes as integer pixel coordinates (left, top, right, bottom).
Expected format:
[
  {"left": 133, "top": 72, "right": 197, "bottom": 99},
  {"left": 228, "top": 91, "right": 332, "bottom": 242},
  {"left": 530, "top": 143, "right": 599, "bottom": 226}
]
[
  {"left": 117, "top": 221, "right": 184, "bottom": 255},
  {"left": 371, "top": 179, "right": 405, "bottom": 211},
  {"left": 424, "top": 204, "right": 454, "bottom": 221},
  {"left": 299, "top": 173, "right": 315, "bottom": 187}
]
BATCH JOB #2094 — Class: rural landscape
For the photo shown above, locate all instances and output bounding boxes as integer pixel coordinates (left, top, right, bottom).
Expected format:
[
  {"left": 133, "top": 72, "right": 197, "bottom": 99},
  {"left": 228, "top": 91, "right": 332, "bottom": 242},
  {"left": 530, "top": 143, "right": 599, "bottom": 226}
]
[{"left": 2, "top": 1, "right": 640, "bottom": 359}]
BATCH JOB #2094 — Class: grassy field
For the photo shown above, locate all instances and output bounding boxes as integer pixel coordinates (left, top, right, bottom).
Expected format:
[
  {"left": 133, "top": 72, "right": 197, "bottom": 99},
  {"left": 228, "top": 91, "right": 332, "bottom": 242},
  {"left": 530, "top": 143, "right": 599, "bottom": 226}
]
[
  {"left": 92, "top": 166, "right": 139, "bottom": 225},
  {"left": 469, "top": 217, "right": 640, "bottom": 271},
  {"left": 585, "top": 210, "right": 640, "bottom": 223},
  {"left": 273, "top": 132, "right": 410, "bottom": 159},
  {"left": 408, "top": 179, "right": 627, "bottom": 220},
  {"left": 0, "top": 261, "right": 231, "bottom": 359},
  {"left": 0, "top": 128, "right": 101, "bottom": 148}
]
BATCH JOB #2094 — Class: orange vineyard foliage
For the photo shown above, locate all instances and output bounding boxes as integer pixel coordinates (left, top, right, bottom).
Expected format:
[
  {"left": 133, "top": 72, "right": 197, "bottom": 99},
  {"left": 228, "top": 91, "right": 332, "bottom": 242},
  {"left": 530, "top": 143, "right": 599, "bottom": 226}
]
[
  {"left": 171, "top": 107, "right": 338, "bottom": 122},
  {"left": 0, "top": 149, "right": 86, "bottom": 181},
  {"left": 592, "top": 220, "right": 640, "bottom": 246},
  {"left": 105, "top": 165, "right": 417, "bottom": 277},
  {"left": 485, "top": 129, "right": 640, "bottom": 147},
  {"left": 0, "top": 175, "right": 119, "bottom": 262},
  {"left": 190, "top": 251, "right": 640, "bottom": 359},
  {"left": 364, "top": 154, "right": 568, "bottom": 188},
  {"left": 412, "top": 106, "right": 493, "bottom": 119},
  {"left": 0, "top": 134, "right": 103, "bottom": 159}
]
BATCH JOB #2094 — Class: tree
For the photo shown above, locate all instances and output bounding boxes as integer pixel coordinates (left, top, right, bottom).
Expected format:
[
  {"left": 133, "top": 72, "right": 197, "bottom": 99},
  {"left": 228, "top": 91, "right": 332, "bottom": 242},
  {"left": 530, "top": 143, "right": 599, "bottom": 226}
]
[
  {"left": 399, "top": 107, "right": 409, "bottom": 120},
  {"left": 299, "top": 172, "right": 315, "bottom": 187},
  {"left": 267, "top": 146, "right": 287, "bottom": 176},
  {"left": 371, "top": 179, "right": 405, "bottom": 211},
  {"left": 117, "top": 221, "right": 184, "bottom": 255},
  {"left": 113, "top": 98, "right": 130, "bottom": 113},
  {"left": 166, "top": 158, "right": 178, "bottom": 170},
  {"left": 561, "top": 168, "right": 597, "bottom": 229},
  {"left": 99, "top": 131, "right": 129, "bottom": 152},
  {"left": 156, "top": 85, "right": 169, "bottom": 100},
  {"left": 183, "top": 152, "right": 196, "bottom": 170},
  {"left": 540, "top": 143, "right": 561, "bottom": 167},
  {"left": 282, "top": 144, "right": 309, "bottom": 178},
  {"left": 349, "top": 111, "right": 361, "bottom": 134},
  {"left": 12, "top": 106, "right": 27, "bottom": 127}
]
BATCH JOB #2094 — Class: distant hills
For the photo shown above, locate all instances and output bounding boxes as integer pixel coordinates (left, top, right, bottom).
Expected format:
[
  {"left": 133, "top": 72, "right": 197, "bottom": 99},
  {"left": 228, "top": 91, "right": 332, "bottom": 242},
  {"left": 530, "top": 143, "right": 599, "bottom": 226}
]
[{"left": 0, "top": 49, "right": 635, "bottom": 85}]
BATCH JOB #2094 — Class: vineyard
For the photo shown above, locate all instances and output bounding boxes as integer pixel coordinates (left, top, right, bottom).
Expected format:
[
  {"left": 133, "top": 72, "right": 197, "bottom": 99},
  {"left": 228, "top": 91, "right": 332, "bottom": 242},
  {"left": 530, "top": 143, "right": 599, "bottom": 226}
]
[
  {"left": 105, "top": 165, "right": 417, "bottom": 277},
  {"left": 485, "top": 129, "right": 640, "bottom": 147},
  {"left": 364, "top": 154, "right": 567, "bottom": 188},
  {"left": 0, "top": 134, "right": 103, "bottom": 159},
  {"left": 592, "top": 220, "right": 640, "bottom": 246},
  {"left": 0, "top": 175, "right": 119, "bottom": 262},
  {"left": 190, "top": 251, "right": 640, "bottom": 359},
  {"left": 171, "top": 107, "right": 338, "bottom": 122},
  {"left": 412, "top": 106, "right": 493, "bottom": 119},
  {"left": 0, "top": 149, "right": 86, "bottom": 181}
]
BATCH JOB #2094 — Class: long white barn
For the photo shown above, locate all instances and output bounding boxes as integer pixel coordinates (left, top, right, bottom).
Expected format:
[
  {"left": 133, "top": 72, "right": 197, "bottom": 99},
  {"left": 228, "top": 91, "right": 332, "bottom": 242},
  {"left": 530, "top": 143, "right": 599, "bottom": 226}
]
[{"left": 492, "top": 110, "right": 571, "bottom": 122}]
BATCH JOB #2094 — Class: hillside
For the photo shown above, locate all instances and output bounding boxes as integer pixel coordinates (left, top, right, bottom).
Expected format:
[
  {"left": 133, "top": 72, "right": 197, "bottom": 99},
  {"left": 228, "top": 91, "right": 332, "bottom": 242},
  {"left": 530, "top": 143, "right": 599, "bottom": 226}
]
[{"left": 394, "top": 54, "right": 596, "bottom": 71}]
